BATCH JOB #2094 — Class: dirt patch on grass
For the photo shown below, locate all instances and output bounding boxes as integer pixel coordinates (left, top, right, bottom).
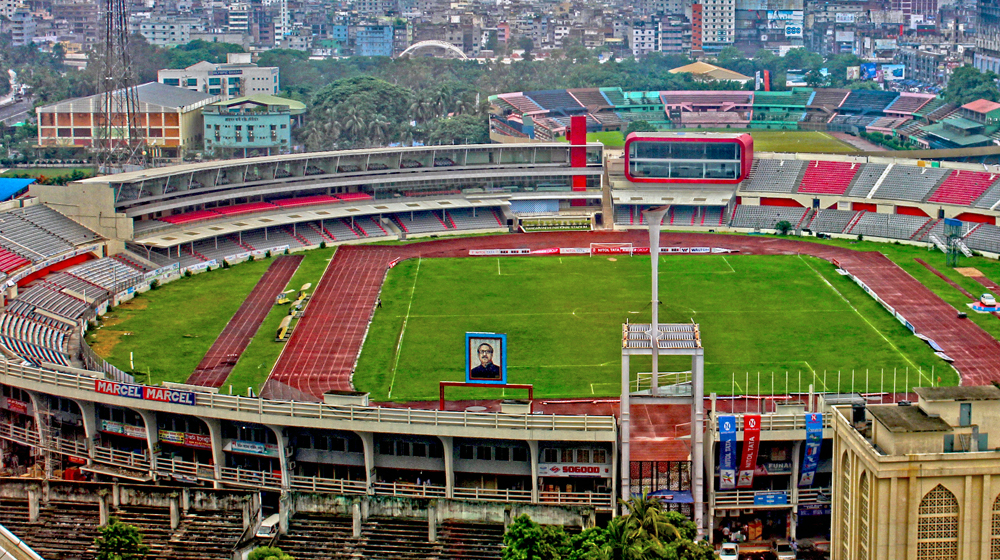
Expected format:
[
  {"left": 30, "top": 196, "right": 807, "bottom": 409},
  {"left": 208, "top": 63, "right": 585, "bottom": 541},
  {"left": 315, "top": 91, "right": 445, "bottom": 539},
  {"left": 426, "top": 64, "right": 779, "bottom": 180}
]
[
  {"left": 90, "top": 330, "right": 128, "bottom": 358},
  {"left": 119, "top": 298, "right": 149, "bottom": 310},
  {"left": 98, "top": 316, "right": 126, "bottom": 328}
]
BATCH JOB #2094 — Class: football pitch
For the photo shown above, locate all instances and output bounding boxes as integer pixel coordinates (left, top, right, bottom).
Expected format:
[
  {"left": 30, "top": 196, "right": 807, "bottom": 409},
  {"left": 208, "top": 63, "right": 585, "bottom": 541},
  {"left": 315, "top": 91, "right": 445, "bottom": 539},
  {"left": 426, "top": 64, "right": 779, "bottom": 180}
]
[
  {"left": 573, "top": 130, "right": 858, "bottom": 154},
  {"left": 354, "top": 254, "right": 955, "bottom": 402}
]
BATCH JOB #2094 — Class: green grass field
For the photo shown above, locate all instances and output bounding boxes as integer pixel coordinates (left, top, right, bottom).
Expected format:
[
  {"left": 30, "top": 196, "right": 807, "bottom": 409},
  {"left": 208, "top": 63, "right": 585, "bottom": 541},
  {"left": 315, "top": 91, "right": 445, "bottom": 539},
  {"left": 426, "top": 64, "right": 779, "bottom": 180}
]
[
  {"left": 564, "top": 130, "right": 857, "bottom": 153},
  {"left": 353, "top": 254, "right": 953, "bottom": 402},
  {"left": 88, "top": 248, "right": 335, "bottom": 390}
]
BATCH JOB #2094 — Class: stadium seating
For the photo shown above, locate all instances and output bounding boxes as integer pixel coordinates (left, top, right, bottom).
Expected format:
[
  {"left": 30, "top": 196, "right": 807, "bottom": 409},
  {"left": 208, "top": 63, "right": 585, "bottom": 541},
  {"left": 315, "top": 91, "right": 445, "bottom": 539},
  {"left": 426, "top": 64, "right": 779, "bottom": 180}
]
[
  {"left": 167, "top": 509, "right": 245, "bottom": 560},
  {"left": 839, "top": 90, "right": 900, "bottom": 114},
  {"left": 599, "top": 88, "right": 626, "bottom": 106},
  {"left": 69, "top": 258, "right": 144, "bottom": 290},
  {"left": 807, "top": 89, "right": 849, "bottom": 108},
  {"left": 844, "top": 164, "right": 889, "bottom": 198},
  {"left": 193, "top": 236, "right": 251, "bottom": 262},
  {"left": 729, "top": 206, "right": 809, "bottom": 230},
  {"left": 241, "top": 228, "right": 308, "bottom": 252},
  {"left": 739, "top": 160, "right": 806, "bottom": 193},
  {"left": 497, "top": 93, "right": 544, "bottom": 115},
  {"left": 871, "top": 166, "right": 950, "bottom": 202},
  {"left": 614, "top": 206, "right": 631, "bottom": 226},
  {"left": 356, "top": 517, "right": 438, "bottom": 560},
  {"left": 14, "top": 205, "right": 100, "bottom": 246},
  {"left": 213, "top": 201, "right": 278, "bottom": 216},
  {"left": 0, "top": 500, "right": 101, "bottom": 559},
  {"left": 448, "top": 208, "right": 503, "bottom": 230},
  {"left": 808, "top": 209, "right": 858, "bottom": 234},
  {"left": 0, "top": 212, "right": 75, "bottom": 260},
  {"left": 0, "top": 246, "right": 30, "bottom": 273},
  {"left": 161, "top": 209, "right": 223, "bottom": 225},
  {"left": 438, "top": 521, "right": 504, "bottom": 560},
  {"left": 702, "top": 206, "right": 725, "bottom": 226},
  {"left": 392, "top": 211, "right": 450, "bottom": 234},
  {"left": 525, "top": 90, "right": 584, "bottom": 113},
  {"left": 15, "top": 283, "right": 90, "bottom": 323},
  {"left": 568, "top": 88, "right": 613, "bottom": 109},
  {"left": 797, "top": 161, "right": 860, "bottom": 195},
  {"left": 964, "top": 223, "right": 1000, "bottom": 254},
  {"left": 670, "top": 206, "right": 695, "bottom": 226},
  {"left": 849, "top": 212, "right": 931, "bottom": 239},
  {"left": 337, "top": 192, "right": 374, "bottom": 202},
  {"left": 275, "top": 513, "right": 357, "bottom": 560},
  {"left": 927, "top": 171, "right": 1000, "bottom": 206},
  {"left": 973, "top": 180, "right": 1000, "bottom": 210},
  {"left": 273, "top": 195, "right": 340, "bottom": 208}
]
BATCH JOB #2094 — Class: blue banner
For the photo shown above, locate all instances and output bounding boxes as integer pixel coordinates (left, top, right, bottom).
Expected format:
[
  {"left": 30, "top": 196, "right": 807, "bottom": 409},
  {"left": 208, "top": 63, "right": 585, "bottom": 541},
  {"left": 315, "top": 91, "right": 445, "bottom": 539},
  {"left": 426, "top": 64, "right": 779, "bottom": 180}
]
[
  {"left": 799, "top": 412, "right": 823, "bottom": 487},
  {"left": 719, "top": 415, "right": 737, "bottom": 490}
]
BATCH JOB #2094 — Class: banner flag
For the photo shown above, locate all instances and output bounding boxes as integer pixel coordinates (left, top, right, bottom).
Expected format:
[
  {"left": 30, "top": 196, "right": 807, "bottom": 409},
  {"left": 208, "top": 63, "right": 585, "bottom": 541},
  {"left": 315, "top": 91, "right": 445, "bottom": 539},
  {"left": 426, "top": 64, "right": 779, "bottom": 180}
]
[
  {"left": 719, "top": 415, "right": 737, "bottom": 489},
  {"left": 737, "top": 415, "right": 761, "bottom": 488},
  {"left": 799, "top": 412, "right": 823, "bottom": 487}
]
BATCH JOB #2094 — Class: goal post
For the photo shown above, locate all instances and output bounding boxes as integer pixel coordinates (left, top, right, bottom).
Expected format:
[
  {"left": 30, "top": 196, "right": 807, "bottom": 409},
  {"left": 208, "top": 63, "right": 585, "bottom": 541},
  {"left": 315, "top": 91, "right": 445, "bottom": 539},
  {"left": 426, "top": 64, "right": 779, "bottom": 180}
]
[{"left": 590, "top": 242, "right": 634, "bottom": 256}]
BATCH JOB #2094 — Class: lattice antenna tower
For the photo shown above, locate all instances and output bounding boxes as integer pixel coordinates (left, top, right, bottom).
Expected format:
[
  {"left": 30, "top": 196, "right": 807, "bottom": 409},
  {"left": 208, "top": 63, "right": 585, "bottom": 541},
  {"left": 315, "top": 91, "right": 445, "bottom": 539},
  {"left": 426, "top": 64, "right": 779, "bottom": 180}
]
[{"left": 97, "top": 0, "right": 146, "bottom": 173}]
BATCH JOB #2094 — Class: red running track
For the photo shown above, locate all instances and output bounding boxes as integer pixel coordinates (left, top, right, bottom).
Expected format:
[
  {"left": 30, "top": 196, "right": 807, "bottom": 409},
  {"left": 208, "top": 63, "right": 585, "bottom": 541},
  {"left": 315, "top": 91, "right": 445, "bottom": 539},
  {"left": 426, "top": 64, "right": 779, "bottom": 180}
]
[
  {"left": 186, "top": 255, "right": 303, "bottom": 388},
  {"left": 262, "top": 232, "right": 1000, "bottom": 402}
]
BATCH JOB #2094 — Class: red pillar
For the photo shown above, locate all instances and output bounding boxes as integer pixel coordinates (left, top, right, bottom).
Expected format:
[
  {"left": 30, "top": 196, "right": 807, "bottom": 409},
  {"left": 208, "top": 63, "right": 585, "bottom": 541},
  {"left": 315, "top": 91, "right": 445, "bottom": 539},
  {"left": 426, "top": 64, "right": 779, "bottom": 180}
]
[{"left": 569, "top": 115, "right": 587, "bottom": 206}]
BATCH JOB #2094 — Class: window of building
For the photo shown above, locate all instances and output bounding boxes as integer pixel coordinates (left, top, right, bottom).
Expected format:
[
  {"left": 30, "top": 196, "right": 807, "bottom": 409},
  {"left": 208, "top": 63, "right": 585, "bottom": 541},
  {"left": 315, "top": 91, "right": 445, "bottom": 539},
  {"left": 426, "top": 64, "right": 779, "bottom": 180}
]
[
  {"left": 840, "top": 453, "right": 851, "bottom": 560},
  {"left": 859, "top": 472, "right": 870, "bottom": 560},
  {"left": 543, "top": 448, "right": 558, "bottom": 463},
  {"left": 163, "top": 78, "right": 180, "bottom": 86},
  {"left": 576, "top": 449, "right": 590, "bottom": 463},
  {"left": 495, "top": 447, "right": 510, "bottom": 461},
  {"left": 209, "top": 78, "right": 221, "bottom": 85},
  {"left": 561, "top": 449, "right": 574, "bottom": 463},
  {"left": 186, "top": 78, "right": 197, "bottom": 87},
  {"left": 990, "top": 495, "right": 1000, "bottom": 559},
  {"left": 917, "top": 484, "right": 959, "bottom": 560},
  {"left": 459, "top": 445, "right": 474, "bottom": 460},
  {"left": 476, "top": 446, "right": 491, "bottom": 460}
]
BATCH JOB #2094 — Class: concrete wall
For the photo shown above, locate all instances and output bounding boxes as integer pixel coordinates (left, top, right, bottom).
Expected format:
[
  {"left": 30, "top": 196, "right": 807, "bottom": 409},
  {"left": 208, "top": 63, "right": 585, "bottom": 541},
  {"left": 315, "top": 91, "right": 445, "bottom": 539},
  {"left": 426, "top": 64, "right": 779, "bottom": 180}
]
[
  {"left": 29, "top": 183, "right": 132, "bottom": 249},
  {"left": 291, "top": 493, "right": 594, "bottom": 527}
]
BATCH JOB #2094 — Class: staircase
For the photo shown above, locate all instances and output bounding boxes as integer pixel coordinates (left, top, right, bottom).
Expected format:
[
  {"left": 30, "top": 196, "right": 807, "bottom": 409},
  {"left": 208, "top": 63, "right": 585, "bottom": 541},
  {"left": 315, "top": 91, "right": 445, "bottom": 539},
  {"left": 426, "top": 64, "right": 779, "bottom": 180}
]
[
  {"left": 356, "top": 517, "right": 439, "bottom": 560},
  {"left": 438, "top": 521, "right": 504, "bottom": 560},
  {"left": 229, "top": 234, "right": 254, "bottom": 251},
  {"left": 167, "top": 510, "right": 244, "bottom": 560},
  {"left": 112, "top": 506, "right": 175, "bottom": 558},
  {"left": 914, "top": 218, "right": 942, "bottom": 242},
  {"left": 845, "top": 211, "right": 866, "bottom": 234},
  {"left": 444, "top": 211, "right": 457, "bottom": 229},
  {"left": 342, "top": 218, "right": 368, "bottom": 237},
  {"left": 369, "top": 216, "right": 389, "bottom": 235},
  {"left": 309, "top": 222, "right": 335, "bottom": 242},
  {"left": 181, "top": 246, "right": 209, "bottom": 262}
]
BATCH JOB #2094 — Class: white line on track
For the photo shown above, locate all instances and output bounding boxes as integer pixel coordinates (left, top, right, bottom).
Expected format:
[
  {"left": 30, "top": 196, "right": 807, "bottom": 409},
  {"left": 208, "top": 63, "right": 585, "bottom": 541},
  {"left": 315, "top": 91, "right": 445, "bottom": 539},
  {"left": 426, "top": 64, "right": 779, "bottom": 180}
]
[
  {"left": 798, "top": 255, "right": 920, "bottom": 372},
  {"left": 388, "top": 256, "right": 421, "bottom": 399},
  {"left": 721, "top": 255, "right": 735, "bottom": 273}
]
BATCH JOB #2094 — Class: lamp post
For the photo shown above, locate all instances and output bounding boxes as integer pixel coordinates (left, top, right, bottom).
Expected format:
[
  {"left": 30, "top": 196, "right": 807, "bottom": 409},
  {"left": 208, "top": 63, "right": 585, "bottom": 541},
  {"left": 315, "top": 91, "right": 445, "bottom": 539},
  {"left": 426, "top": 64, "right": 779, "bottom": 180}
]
[{"left": 641, "top": 206, "right": 669, "bottom": 395}]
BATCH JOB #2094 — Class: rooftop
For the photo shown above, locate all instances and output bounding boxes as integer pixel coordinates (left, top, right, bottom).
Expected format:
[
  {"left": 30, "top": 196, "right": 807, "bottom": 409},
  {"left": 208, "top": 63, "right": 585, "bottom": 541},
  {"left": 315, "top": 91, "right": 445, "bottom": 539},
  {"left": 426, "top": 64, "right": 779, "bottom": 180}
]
[
  {"left": 961, "top": 99, "right": 1000, "bottom": 114},
  {"left": 208, "top": 94, "right": 306, "bottom": 114},
  {"left": 914, "top": 386, "right": 1000, "bottom": 402},
  {"left": 668, "top": 62, "right": 752, "bottom": 83},
  {"left": 867, "top": 404, "right": 953, "bottom": 433}
]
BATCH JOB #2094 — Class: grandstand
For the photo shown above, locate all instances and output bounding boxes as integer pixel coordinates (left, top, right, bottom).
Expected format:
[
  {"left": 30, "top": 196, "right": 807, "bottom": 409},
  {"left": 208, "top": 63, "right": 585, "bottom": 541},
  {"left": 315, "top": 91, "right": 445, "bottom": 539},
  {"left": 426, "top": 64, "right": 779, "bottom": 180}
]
[
  {"left": 739, "top": 160, "right": 806, "bottom": 193},
  {"left": 797, "top": 161, "right": 861, "bottom": 195}
]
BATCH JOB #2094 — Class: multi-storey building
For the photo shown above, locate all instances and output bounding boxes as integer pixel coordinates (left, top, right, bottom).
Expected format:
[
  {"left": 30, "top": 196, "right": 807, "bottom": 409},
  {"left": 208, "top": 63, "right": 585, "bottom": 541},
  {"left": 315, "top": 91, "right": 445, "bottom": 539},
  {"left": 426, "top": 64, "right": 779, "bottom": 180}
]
[
  {"left": 631, "top": 18, "right": 659, "bottom": 57},
  {"left": 356, "top": 24, "right": 395, "bottom": 56},
  {"left": 975, "top": 0, "right": 1000, "bottom": 73},
  {"left": 139, "top": 17, "right": 207, "bottom": 47},
  {"left": 35, "top": 83, "right": 218, "bottom": 158},
  {"left": 831, "top": 387, "right": 1000, "bottom": 560},
  {"left": 158, "top": 53, "right": 279, "bottom": 101},
  {"left": 700, "top": 0, "right": 735, "bottom": 52},
  {"left": 50, "top": 0, "right": 99, "bottom": 44},
  {"left": 202, "top": 94, "right": 304, "bottom": 156},
  {"left": 11, "top": 7, "right": 36, "bottom": 47},
  {"left": 659, "top": 15, "right": 691, "bottom": 54}
]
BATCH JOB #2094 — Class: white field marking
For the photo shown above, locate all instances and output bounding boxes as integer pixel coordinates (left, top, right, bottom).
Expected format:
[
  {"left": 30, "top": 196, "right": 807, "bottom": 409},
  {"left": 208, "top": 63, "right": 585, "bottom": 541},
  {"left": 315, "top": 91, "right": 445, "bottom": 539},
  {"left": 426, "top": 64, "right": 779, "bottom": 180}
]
[
  {"left": 721, "top": 255, "right": 736, "bottom": 273},
  {"left": 387, "top": 256, "right": 421, "bottom": 399},
  {"left": 799, "top": 255, "right": 920, "bottom": 371},
  {"left": 497, "top": 258, "right": 501, "bottom": 276},
  {"left": 402, "top": 310, "right": 631, "bottom": 318},
  {"left": 508, "top": 361, "right": 615, "bottom": 369}
]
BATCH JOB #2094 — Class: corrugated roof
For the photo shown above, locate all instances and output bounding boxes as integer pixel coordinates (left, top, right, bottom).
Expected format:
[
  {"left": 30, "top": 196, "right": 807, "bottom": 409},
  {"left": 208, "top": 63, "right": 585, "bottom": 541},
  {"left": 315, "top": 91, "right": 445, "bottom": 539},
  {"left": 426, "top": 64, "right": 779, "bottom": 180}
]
[
  {"left": 668, "top": 61, "right": 752, "bottom": 82},
  {"left": 962, "top": 99, "right": 1000, "bottom": 114},
  {"left": 209, "top": 94, "right": 306, "bottom": 114},
  {"left": 37, "top": 82, "right": 218, "bottom": 113}
]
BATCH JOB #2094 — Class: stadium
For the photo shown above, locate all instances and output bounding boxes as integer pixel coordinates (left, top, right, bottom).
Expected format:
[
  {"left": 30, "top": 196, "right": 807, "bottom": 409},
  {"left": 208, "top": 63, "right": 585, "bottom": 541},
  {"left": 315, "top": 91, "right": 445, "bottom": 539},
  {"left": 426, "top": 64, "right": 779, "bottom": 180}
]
[{"left": 0, "top": 113, "right": 998, "bottom": 558}]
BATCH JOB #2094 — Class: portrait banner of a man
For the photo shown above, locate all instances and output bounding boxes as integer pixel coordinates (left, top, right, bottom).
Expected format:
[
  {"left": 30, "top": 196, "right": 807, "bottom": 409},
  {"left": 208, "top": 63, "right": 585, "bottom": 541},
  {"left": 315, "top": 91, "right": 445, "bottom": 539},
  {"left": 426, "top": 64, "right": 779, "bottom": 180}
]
[{"left": 465, "top": 332, "right": 507, "bottom": 384}]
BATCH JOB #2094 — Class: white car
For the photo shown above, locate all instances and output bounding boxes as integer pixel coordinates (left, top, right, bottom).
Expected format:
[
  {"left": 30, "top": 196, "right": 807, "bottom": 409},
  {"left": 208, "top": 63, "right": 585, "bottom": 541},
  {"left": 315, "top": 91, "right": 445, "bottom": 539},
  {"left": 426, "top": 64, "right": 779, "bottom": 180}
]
[
  {"left": 981, "top": 293, "right": 997, "bottom": 307},
  {"left": 772, "top": 540, "right": 796, "bottom": 560},
  {"left": 719, "top": 542, "right": 739, "bottom": 560}
]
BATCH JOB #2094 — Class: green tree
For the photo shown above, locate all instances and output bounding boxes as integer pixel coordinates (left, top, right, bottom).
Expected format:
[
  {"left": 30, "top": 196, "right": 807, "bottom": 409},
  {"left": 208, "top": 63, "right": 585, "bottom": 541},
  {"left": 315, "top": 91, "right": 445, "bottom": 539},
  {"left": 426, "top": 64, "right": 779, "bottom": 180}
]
[
  {"left": 944, "top": 65, "right": 1000, "bottom": 105},
  {"left": 422, "top": 114, "right": 489, "bottom": 145},
  {"left": 845, "top": 80, "right": 882, "bottom": 91},
  {"left": 247, "top": 547, "right": 294, "bottom": 560},
  {"left": 564, "top": 526, "right": 611, "bottom": 560},
  {"left": 805, "top": 68, "right": 829, "bottom": 88},
  {"left": 622, "top": 496, "right": 681, "bottom": 544},
  {"left": 775, "top": 220, "right": 793, "bottom": 235},
  {"left": 625, "top": 120, "right": 657, "bottom": 135},
  {"left": 94, "top": 517, "right": 149, "bottom": 560},
  {"left": 516, "top": 36, "right": 535, "bottom": 59},
  {"left": 502, "top": 514, "right": 569, "bottom": 560}
]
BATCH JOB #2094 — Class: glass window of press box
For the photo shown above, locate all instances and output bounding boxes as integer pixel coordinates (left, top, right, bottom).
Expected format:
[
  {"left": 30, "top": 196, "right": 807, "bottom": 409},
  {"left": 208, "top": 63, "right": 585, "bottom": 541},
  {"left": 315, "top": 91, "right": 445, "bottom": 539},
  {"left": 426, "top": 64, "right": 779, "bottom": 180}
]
[{"left": 628, "top": 141, "right": 741, "bottom": 180}]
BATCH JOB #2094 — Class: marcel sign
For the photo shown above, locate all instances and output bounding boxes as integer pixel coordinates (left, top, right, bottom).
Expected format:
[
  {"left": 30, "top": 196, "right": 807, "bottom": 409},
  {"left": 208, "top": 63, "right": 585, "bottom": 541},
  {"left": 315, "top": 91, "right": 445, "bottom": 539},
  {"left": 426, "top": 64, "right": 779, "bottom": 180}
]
[{"left": 95, "top": 380, "right": 196, "bottom": 406}]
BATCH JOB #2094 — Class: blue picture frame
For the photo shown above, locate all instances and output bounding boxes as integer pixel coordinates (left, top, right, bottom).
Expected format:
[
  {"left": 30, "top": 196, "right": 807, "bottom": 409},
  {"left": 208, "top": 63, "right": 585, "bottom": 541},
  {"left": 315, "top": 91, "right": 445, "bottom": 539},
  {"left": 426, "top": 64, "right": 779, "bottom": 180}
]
[{"left": 465, "top": 332, "right": 507, "bottom": 384}]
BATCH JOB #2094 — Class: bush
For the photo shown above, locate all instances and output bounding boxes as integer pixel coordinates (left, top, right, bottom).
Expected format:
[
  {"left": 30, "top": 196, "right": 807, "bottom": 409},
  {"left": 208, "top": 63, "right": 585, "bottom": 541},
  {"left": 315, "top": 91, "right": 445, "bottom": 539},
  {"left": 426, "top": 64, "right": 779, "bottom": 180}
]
[
  {"left": 320, "top": 241, "right": 327, "bottom": 249},
  {"left": 150, "top": 279, "right": 160, "bottom": 290},
  {"left": 222, "top": 260, "right": 230, "bottom": 269},
  {"left": 184, "top": 269, "right": 192, "bottom": 278},
  {"left": 265, "top": 250, "right": 272, "bottom": 258},
  {"left": 857, "top": 234, "right": 864, "bottom": 242}
]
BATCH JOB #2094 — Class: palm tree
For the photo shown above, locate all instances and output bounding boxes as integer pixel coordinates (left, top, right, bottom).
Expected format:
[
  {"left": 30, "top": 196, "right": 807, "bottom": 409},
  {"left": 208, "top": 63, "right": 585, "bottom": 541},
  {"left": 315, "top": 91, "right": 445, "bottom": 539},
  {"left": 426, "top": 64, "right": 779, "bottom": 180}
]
[
  {"left": 622, "top": 496, "right": 681, "bottom": 543},
  {"left": 596, "top": 515, "right": 649, "bottom": 560}
]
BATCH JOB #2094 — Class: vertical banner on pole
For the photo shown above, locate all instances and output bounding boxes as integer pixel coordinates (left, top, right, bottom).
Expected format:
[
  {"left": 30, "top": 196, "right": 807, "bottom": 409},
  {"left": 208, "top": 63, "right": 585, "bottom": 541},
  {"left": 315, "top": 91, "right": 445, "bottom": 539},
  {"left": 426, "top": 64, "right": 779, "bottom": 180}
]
[
  {"left": 737, "top": 414, "right": 761, "bottom": 488},
  {"left": 798, "top": 412, "right": 823, "bottom": 487},
  {"left": 719, "top": 415, "right": 737, "bottom": 490}
]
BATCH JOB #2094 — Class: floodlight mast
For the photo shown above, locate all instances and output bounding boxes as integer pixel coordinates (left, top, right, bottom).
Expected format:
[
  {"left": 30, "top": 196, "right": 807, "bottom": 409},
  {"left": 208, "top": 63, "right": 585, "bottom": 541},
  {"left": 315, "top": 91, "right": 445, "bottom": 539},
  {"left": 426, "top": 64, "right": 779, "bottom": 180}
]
[{"left": 643, "top": 206, "right": 670, "bottom": 395}]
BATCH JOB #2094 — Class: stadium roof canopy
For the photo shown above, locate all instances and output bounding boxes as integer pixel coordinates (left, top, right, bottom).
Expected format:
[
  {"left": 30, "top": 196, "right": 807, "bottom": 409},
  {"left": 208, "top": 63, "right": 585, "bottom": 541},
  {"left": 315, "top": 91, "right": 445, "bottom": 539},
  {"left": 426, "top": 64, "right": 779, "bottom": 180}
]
[{"left": 667, "top": 62, "right": 752, "bottom": 83}]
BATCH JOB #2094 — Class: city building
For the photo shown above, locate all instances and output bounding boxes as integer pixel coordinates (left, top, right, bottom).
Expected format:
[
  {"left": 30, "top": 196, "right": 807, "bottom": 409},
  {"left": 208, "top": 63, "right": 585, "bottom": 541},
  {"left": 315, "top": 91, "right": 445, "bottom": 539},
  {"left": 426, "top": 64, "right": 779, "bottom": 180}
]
[
  {"left": 35, "top": 82, "right": 218, "bottom": 158},
  {"left": 202, "top": 94, "right": 305, "bottom": 156},
  {"left": 975, "top": 0, "right": 1000, "bottom": 73},
  {"left": 10, "top": 7, "right": 36, "bottom": 48},
  {"left": 138, "top": 17, "right": 206, "bottom": 47},
  {"left": 831, "top": 386, "right": 1000, "bottom": 560},
  {"left": 631, "top": 19, "right": 659, "bottom": 58},
  {"left": 700, "top": 0, "right": 736, "bottom": 52},
  {"left": 356, "top": 24, "right": 395, "bottom": 56},
  {"left": 158, "top": 53, "right": 279, "bottom": 101}
]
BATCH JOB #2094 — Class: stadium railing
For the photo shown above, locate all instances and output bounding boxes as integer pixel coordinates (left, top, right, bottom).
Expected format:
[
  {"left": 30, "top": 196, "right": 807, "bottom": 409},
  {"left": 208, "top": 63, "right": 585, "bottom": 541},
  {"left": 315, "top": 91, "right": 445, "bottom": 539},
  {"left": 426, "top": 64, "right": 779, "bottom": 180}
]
[
  {"left": 219, "top": 467, "right": 283, "bottom": 490},
  {"left": 0, "top": 360, "right": 617, "bottom": 433},
  {"left": 540, "top": 490, "right": 615, "bottom": 509},
  {"left": 93, "top": 446, "right": 150, "bottom": 471},
  {"left": 713, "top": 486, "right": 830, "bottom": 508},
  {"left": 452, "top": 486, "right": 533, "bottom": 503},
  {"left": 289, "top": 476, "right": 367, "bottom": 495},
  {"left": 373, "top": 481, "right": 448, "bottom": 498},
  {"left": 721, "top": 414, "right": 833, "bottom": 432}
]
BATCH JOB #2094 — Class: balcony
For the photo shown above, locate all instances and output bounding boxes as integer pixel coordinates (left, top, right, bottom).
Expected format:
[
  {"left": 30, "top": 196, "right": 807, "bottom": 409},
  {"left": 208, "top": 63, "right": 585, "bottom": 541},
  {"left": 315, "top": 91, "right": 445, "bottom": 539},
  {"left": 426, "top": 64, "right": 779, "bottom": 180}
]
[
  {"left": 452, "top": 486, "right": 532, "bottom": 503},
  {"left": 219, "top": 466, "right": 282, "bottom": 490},
  {"left": 712, "top": 486, "right": 831, "bottom": 508},
  {"left": 290, "top": 475, "right": 367, "bottom": 494},
  {"left": 540, "top": 490, "right": 614, "bottom": 509},
  {"left": 93, "top": 446, "right": 150, "bottom": 471},
  {"left": 373, "top": 481, "right": 447, "bottom": 498}
]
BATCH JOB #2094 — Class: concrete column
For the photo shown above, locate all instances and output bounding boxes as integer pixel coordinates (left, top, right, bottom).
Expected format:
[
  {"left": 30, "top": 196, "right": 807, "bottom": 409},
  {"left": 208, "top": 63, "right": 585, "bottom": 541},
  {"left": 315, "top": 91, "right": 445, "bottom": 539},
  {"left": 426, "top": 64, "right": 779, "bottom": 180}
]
[
  {"left": 278, "top": 491, "right": 291, "bottom": 535},
  {"left": 169, "top": 495, "right": 180, "bottom": 530},
  {"left": 355, "top": 431, "right": 375, "bottom": 494},
  {"left": 705, "top": 438, "right": 716, "bottom": 542},
  {"left": 27, "top": 488, "right": 39, "bottom": 522},
  {"left": 203, "top": 418, "right": 225, "bottom": 486},
  {"left": 691, "top": 349, "right": 705, "bottom": 538},
  {"left": 181, "top": 487, "right": 190, "bottom": 513},
  {"left": 438, "top": 436, "right": 454, "bottom": 499},
  {"left": 72, "top": 399, "right": 98, "bottom": 463},
  {"left": 267, "top": 425, "right": 291, "bottom": 491},
  {"left": 136, "top": 409, "right": 159, "bottom": 475},
  {"left": 528, "top": 440, "right": 539, "bottom": 503},
  {"left": 789, "top": 440, "right": 802, "bottom": 542},
  {"left": 352, "top": 502, "right": 362, "bottom": 537},
  {"left": 620, "top": 353, "right": 630, "bottom": 504},
  {"left": 428, "top": 504, "right": 437, "bottom": 543},
  {"left": 98, "top": 492, "right": 109, "bottom": 526},
  {"left": 111, "top": 482, "right": 121, "bottom": 508},
  {"left": 25, "top": 391, "right": 50, "bottom": 478}
]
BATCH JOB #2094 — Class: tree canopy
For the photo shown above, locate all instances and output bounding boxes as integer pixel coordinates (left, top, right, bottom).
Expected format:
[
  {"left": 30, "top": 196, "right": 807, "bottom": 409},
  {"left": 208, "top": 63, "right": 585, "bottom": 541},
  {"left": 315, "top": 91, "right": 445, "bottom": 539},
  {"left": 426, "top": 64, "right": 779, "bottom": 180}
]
[
  {"left": 94, "top": 517, "right": 149, "bottom": 560},
  {"left": 944, "top": 66, "right": 1000, "bottom": 105},
  {"left": 247, "top": 546, "right": 294, "bottom": 560}
]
